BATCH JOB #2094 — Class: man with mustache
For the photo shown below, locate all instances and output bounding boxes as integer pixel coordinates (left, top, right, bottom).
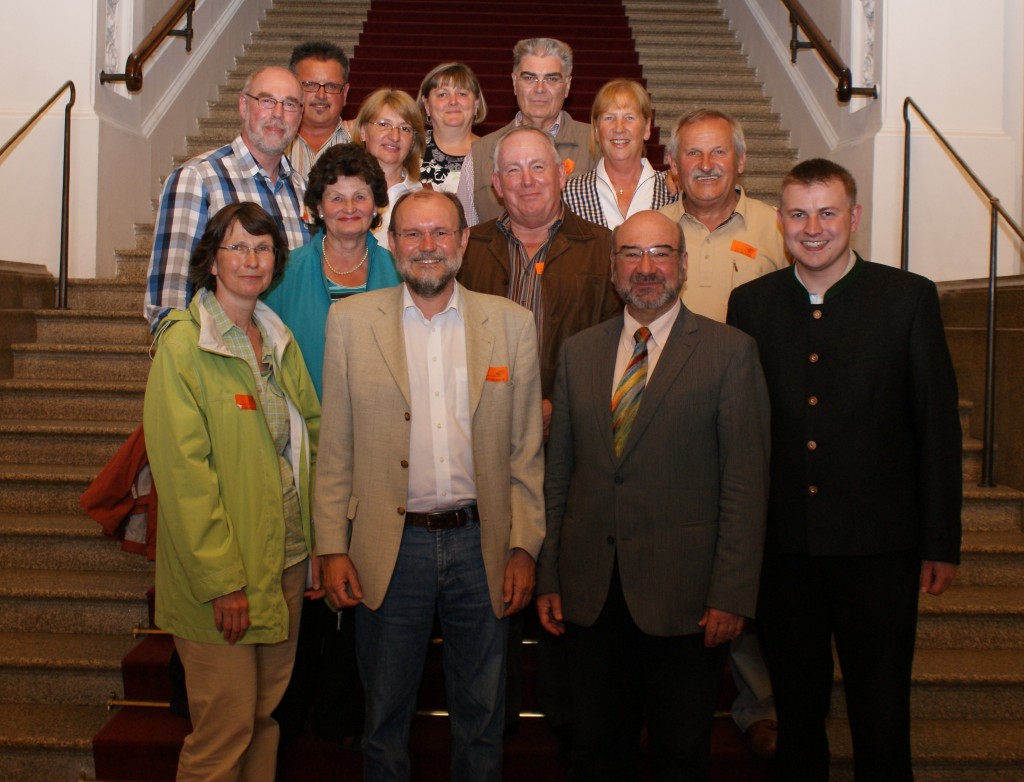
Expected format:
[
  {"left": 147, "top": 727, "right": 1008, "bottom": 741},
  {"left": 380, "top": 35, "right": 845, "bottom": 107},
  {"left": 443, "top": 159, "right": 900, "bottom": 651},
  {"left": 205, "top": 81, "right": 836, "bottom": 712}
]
[
  {"left": 144, "top": 66, "right": 309, "bottom": 329},
  {"left": 537, "top": 210, "right": 770, "bottom": 781},
  {"left": 286, "top": 41, "right": 352, "bottom": 182},
  {"left": 315, "top": 190, "right": 545, "bottom": 781},
  {"left": 659, "top": 108, "right": 785, "bottom": 757},
  {"left": 660, "top": 108, "right": 786, "bottom": 324}
]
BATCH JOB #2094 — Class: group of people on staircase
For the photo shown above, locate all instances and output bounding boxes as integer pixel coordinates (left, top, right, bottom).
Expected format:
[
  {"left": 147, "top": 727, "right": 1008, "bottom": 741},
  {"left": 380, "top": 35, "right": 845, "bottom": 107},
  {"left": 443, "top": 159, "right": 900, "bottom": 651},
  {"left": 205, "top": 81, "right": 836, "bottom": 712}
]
[{"left": 140, "top": 33, "right": 963, "bottom": 782}]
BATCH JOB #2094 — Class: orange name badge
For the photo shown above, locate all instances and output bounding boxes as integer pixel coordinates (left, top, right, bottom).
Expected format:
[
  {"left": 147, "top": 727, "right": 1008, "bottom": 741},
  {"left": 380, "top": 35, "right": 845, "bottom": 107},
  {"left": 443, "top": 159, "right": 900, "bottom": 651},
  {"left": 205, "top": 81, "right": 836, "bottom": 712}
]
[
  {"left": 534, "top": 261, "right": 545, "bottom": 275},
  {"left": 486, "top": 366, "right": 509, "bottom": 382},
  {"left": 235, "top": 394, "right": 257, "bottom": 410},
  {"left": 730, "top": 240, "right": 758, "bottom": 260}
]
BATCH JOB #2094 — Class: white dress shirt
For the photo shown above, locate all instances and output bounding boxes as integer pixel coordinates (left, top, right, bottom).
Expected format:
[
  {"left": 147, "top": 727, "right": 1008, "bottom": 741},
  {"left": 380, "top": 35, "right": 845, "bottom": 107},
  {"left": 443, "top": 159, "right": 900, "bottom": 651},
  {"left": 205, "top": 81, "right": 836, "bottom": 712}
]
[{"left": 612, "top": 299, "right": 682, "bottom": 397}]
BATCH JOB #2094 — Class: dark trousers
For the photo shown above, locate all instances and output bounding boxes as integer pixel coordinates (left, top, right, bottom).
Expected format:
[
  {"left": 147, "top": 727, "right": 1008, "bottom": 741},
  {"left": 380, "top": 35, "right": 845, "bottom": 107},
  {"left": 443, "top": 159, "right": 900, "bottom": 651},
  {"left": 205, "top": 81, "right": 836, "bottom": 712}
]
[
  {"left": 564, "top": 565, "right": 727, "bottom": 782},
  {"left": 757, "top": 549, "right": 920, "bottom": 782}
]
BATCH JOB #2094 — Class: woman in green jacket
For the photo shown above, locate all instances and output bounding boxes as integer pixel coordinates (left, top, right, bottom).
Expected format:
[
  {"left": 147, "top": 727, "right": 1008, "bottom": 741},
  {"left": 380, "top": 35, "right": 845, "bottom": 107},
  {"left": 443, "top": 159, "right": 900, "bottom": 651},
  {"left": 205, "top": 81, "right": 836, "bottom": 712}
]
[{"left": 144, "top": 202, "right": 320, "bottom": 781}]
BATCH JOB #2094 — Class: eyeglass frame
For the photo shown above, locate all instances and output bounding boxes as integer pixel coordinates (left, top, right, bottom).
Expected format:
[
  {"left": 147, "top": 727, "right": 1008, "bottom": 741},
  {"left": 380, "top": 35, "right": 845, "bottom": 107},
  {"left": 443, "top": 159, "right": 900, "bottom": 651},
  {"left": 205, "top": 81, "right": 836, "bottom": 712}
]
[
  {"left": 515, "top": 72, "right": 567, "bottom": 87},
  {"left": 300, "top": 80, "right": 346, "bottom": 95},
  {"left": 243, "top": 92, "right": 303, "bottom": 113},
  {"left": 392, "top": 228, "right": 462, "bottom": 244},
  {"left": 365, "top": 119, "right": 417, "bottom": 137},
  {"left": 219, "top": 243, "right": 278, "bottom": 260},
  {"left": 612, "top": 245, "right": 683, "bottom": 264}
]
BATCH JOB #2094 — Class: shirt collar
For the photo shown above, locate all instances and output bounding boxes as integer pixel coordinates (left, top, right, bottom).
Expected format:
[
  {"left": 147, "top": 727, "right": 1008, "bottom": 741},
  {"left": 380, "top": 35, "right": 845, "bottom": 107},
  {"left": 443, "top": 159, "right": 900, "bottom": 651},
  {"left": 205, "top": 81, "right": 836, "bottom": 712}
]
[
  {"left": 402, "top": 279, "right": 464, "bottom": 323},
  {"left": 513, "top": 110, "right": 562, "bottom": 137},
  {"left": 792, "top": 250, "right": 858, "bottom": 303},
  {"left": 622, "top": 297, "right": 681, "bottom": 348}
]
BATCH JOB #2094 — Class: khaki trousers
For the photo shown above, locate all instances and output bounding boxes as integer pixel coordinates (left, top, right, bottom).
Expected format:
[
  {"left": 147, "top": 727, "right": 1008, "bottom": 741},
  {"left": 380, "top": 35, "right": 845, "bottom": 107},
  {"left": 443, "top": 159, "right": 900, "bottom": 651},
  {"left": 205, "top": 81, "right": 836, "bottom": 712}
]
[{"left": 174, "top": 560, "right": 305, "bottom": 782}]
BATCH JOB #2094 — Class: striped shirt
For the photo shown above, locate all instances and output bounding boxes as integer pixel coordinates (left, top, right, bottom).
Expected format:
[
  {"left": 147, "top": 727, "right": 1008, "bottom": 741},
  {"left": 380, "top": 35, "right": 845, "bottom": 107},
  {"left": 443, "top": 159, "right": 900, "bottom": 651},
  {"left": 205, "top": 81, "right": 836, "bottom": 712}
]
[
  {"left": 145, "top": 136, "right": 311, "bottom": 330},
  {"left": 285, "top": 120, "right": 352, "bottom": 181},
  {"left": 563, "top": 160, "right": 676, "bottom": 229}
]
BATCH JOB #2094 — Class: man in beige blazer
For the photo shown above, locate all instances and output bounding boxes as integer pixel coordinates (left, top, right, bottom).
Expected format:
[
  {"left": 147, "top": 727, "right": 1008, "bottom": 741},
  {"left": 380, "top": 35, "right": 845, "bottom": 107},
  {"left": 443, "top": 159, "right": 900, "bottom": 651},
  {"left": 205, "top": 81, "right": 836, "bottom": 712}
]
[
  {"left": 315, "top": 190, "right": 545, "bottom": 781},
  {"left": 537, "top": 210, "right": 770, "bottom": 781}
]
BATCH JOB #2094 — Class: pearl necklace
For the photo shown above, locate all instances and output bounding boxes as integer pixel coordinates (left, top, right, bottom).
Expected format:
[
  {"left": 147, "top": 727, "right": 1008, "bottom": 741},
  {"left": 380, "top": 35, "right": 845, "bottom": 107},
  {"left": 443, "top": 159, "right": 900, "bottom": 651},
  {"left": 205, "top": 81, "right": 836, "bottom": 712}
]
[{"left": 322, "top": 236, "right": 368, "bottom": 276}]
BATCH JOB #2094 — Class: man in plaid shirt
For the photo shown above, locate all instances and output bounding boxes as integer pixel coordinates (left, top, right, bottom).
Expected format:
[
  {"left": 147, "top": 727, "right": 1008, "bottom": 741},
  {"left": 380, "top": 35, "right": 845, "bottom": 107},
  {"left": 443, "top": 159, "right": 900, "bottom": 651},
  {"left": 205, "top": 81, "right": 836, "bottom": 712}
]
[{"left": 144, "top": 66, "right": 311, "bottom": 330}]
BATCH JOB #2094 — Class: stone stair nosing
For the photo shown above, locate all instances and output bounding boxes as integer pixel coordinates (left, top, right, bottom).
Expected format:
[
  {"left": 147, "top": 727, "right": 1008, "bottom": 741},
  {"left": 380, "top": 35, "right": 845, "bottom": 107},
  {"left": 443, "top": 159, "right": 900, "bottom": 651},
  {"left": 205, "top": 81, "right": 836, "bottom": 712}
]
[
  {"left": 0, "top": 513, "right": 154, "bottom": 574},
  {"left": 0, "top": 378, "right": 146, "bottom": 423},
  {"left": 31, "top": 309, "right": 150, "bottom": 347},
  {"left": 0, "top": 702, "right": 108, "bottom": 782},
  {"left": 64, "top": 278, "right": 147, "bottom": 312},
  {"left": 915, "top": 584, "right": 1024, "bottom": 649},
  {"left": 0, "top": 463, "right": 98, "bottom": 516},
  {"left": 10, "top": 342, "right": 152, "bottom": 383},
  {"left": 0, "top": 418, "right": 138, "bottom": 467}
]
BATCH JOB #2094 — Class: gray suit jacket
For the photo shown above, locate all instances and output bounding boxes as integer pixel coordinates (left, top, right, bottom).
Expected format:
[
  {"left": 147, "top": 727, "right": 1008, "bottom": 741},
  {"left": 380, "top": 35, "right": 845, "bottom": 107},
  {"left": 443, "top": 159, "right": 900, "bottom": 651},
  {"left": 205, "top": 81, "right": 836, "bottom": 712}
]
[
  {"left": 538, "top": 306, "right": 770, "bottom": 636},
  {"left": 314, "top": 284, "right": 546, "bottom": 617}
]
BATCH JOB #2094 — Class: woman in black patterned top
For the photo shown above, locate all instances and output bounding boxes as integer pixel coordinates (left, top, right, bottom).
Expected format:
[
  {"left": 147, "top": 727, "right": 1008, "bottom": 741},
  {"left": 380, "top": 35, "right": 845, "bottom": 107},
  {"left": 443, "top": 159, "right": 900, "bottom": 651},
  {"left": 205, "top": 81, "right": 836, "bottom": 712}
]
[
  {"left": 418, "top": 62, "right": 487, "bottom": 193},
  {"left": 563, "top": 79, "right": 677, "bottom": 228}
]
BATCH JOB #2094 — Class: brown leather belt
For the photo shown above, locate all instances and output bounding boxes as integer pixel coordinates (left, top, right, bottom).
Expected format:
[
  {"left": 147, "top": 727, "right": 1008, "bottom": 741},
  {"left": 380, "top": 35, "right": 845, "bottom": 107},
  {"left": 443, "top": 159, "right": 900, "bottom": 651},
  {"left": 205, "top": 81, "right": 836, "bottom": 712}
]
[{"left": 404, "top": 504, "right": 477, "bottom": 531}]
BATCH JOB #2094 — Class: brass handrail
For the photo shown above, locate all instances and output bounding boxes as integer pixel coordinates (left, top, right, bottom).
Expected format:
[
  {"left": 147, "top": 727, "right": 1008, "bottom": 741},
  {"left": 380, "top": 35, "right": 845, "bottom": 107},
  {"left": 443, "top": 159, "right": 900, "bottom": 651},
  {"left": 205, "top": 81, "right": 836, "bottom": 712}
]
[
  {"left": 99, "top": 0, "right": 196, "bottom": 93},
  {"left": 900, "top": 97, "right": 1024, "bottom": 487},
  {"left": 781, "top": 0, "right": 878, "bottom": 102},
  {"left": 0, "top": 80, "right": 76, "bottom": 309}
]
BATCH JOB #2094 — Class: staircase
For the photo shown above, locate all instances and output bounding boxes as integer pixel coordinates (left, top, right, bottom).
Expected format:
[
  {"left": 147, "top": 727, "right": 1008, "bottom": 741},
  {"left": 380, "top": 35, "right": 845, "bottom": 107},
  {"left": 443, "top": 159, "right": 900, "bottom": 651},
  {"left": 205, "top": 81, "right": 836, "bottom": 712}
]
[{"left": 0, "top": 1, "right": 1021, "bottom": 780}]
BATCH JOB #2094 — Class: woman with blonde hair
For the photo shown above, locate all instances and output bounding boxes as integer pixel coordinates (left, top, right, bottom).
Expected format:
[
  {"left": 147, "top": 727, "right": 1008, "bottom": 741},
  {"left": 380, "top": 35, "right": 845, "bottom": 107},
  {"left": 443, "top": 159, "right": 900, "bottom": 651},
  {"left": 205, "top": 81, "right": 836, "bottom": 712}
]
[
  {"left": 563, "top": 78, "right": 676, "bottom": 228},
  {"left": 418, "top": 62, "right": 487, "bottom": 193},
  {"left": 355, "top": 88, "right": 425, "bottom": 241}
]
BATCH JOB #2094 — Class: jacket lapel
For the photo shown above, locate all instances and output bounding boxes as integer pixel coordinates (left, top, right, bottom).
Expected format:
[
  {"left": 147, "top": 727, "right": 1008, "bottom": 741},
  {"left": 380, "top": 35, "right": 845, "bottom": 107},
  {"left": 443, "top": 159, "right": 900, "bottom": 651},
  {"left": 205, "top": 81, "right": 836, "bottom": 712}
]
[
  {"left": 371, "top": 287, "right": 412, "bottom": 408},
  {"left": 461, "top": 289, "right": 494, "bottom": 417},
  {"left": 617, "top": 307, "right": 700, "bottom": 461},
  {"left": 591, "top": 317, "right": 623, "bottom": 464}
]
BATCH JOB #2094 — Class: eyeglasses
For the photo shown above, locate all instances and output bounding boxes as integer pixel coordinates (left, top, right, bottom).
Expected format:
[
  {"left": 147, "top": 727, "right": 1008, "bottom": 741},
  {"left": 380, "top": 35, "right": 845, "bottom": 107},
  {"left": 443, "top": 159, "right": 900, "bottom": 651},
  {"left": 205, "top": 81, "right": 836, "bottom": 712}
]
[
  {"left": 393, "top": 228, "right": 460, "bottom": 243},
  {"left": 516, "top": 72, "right": 565, "bottom": 87},
  {"left": 244, "top": 92, "right": 302, "bottom": 112},
  {"left": 219, "top": 243, "right": 277, "bottom": 260},
  {"left": 366, "top": 119, "right": 416, "bottom": 136},
  {"left": 613, "top": 246, "right": 681, "bottom": 264},
  {"left": 300, "top": 80, "right": 345, "bottom": 95}
]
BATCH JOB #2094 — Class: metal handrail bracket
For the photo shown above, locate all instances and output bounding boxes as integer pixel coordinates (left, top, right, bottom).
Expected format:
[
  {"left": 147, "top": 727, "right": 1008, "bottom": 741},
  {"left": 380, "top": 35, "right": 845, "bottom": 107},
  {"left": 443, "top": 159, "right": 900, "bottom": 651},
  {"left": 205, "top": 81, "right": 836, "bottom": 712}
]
[
  {"left": 781, "top": 0, "right": 878, "bottom": 103},
  {"left": 900, "top": 97, "right": 1024, "bottom": 488},
  {"left": 0, "top": 81, "right": 76, "bottom": 309},
  {"left": 99, "top": 0, "right": 196, "bottom": 93}
]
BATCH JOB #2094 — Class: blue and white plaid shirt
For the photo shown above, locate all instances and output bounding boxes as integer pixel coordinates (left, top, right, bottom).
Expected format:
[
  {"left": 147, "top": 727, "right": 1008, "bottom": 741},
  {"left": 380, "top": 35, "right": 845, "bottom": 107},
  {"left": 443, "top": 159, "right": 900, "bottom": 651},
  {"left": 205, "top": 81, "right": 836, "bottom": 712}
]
[{"left": 144, "top": 136, "right": 311, "bottom": 330}]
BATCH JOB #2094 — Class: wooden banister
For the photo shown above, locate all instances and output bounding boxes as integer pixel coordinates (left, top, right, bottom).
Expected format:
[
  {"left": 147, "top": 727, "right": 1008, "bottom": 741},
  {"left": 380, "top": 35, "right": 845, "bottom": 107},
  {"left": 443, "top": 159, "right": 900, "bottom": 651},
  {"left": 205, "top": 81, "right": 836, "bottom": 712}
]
[{"left": 99, "top": 0, "right": 196, "bottom": 93}]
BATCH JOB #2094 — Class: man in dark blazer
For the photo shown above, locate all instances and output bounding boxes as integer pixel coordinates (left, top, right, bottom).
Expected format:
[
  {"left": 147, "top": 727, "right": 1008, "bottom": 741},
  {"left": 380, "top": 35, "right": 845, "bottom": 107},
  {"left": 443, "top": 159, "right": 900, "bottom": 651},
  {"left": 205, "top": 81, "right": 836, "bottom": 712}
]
[
  {"left": 537, "top": 210, "right": 770, "bottom": 780},
  {"left": 727, "top": 159, "right": 962, "bottom": 781}
]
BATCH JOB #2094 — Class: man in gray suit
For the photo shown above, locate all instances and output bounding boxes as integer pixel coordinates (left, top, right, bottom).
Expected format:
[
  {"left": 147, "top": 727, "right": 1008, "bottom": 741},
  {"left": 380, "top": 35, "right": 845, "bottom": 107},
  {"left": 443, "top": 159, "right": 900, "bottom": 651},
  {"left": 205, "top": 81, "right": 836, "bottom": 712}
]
[
  {"left": 537, "top": 210, "right": 770, "bottom": 781},
  {"left": 316, "top": 190, "right": 545, "bottom": 780}
]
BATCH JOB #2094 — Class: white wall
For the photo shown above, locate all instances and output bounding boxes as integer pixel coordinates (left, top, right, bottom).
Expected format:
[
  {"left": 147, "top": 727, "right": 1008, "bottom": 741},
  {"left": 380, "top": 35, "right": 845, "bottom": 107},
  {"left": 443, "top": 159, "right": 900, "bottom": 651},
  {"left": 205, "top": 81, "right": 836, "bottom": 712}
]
[
  {"left": 724, "top": 0, "right": 1024, "bottom": 281},
  {"left": 0, "top": 0, "right": 271, "bottom": 280}
]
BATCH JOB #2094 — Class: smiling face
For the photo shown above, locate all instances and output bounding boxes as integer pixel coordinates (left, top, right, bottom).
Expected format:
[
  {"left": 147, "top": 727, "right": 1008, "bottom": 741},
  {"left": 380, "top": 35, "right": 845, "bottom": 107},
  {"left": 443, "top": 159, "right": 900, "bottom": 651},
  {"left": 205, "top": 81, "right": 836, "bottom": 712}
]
[
  {"left": 595, "top": 92, "right": 651, "bottom": 166},
  {"left": 611, "top": 211, "right": 686, "bottom": 324},
  {"left": 670, "top": 117, "right": 745, "bottom": 212},
  {"left": 389, "top": 192, "right": 468, "bottom": 301},
  {"left": 360, "top": 105, "right": 415, "bottom": 172},
  {"left": 211, "top": 220, "right": 277, "bottom": 310},
  {"left": 778, "top": 177, "right": 862, "bottom": 292},
  {"left": 320, "top": 175, "right": 376, "bottom": 241},
  {"left": 491, "top": 129, "right": 566, "bottom": 229},
  {"left": 424, "top": 81, "right": 478, "bottom": 134},
  {"left": 512, "top": 54, "right": 571, "bottom": 129},
  {"left": 239, "top": 67, "right": 303, "bottom": 159},
  {"left": 294, "top": 57, "right": 348, "bottom": 134}
]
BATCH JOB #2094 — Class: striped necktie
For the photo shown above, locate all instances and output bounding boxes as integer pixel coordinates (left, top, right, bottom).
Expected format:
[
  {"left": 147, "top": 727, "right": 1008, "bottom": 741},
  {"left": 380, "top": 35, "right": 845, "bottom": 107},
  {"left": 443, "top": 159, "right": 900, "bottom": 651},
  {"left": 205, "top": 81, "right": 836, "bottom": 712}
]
[{"left": 612, "top": 326, "right": 652, "bottom": 457}]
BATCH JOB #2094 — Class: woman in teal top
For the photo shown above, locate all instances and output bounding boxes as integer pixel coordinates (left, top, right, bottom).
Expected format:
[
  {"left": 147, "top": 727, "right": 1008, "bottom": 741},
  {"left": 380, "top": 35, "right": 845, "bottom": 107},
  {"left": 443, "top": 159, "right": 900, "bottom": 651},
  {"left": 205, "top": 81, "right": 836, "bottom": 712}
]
[{"left": 263, "top": 143, "right": 401, "bottom": 398}]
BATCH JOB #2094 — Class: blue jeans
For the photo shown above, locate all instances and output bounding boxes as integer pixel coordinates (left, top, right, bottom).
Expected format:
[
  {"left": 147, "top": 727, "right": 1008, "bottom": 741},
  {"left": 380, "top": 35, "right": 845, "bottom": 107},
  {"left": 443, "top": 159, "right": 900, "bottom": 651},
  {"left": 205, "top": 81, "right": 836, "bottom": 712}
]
[{"left": 355, "top": 520, "right": 508, "bottom": 782}]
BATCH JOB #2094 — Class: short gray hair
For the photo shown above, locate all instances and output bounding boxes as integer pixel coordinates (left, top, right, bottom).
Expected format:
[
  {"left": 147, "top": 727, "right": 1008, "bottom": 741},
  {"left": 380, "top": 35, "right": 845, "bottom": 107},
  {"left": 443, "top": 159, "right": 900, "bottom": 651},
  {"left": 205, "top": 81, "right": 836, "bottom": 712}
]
[
  {"left": 512, "top": 38, "right": 573, "bottom": 77},
  {"left": 492, "top": 126, "right": 562, "bottom": 170},
  {"left": 668, "top": 108, "right": 747, "bottom": 161}
]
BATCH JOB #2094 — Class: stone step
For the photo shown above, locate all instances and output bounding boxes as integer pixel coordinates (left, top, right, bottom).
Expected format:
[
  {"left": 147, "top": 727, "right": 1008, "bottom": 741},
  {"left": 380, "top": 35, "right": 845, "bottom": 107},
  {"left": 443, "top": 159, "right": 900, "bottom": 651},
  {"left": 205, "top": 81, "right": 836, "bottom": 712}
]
[
  {"left": 113, "top": 246, "right": 149, "bottom": 285},
  {"left": 0, "top": 513, "right": 153, "bottom": 573},
  {"left": 962, "top": 437, "right": 984, "bottom": 483},
  {"left": 916, "top": 585, "right": 1024, "bottom": 649},
  {"left": 0, "top": 632, "right": 137, "bottom": 705},
  {"left": 0, "top": 463, "right": 97, "bottom": 516},
  {"left": 962, "top": 484, "right": 1024, "bottom": 531},
  {"left": 958, "top": 529, "right": 1024, "bottom": 586},
  {"left": 65, "top": 278, "right": 145, "bottom": 312},
  {"left": 32, "top": 309, "right": 149, "bottom": 346},
  {"left": 829, "top": 648, "right": 1024, "bottom": 721},
  {"left": 0, "top": 702, "right": 105, "bottom": 782},
  {"left": 826, "top": 717, "right": 1024, "bottom": 781},
  {"left": 0, "top": 568, "right": 151, "bottom": 635},
  {"left": 0, "top": 419, "right": 136, "bottom": 466},
  {"left": 0, "top": 378, "right": 146, "bottom": 422},
  {"left": 11, "top": 342, "right": 151, "bottom": 382}
]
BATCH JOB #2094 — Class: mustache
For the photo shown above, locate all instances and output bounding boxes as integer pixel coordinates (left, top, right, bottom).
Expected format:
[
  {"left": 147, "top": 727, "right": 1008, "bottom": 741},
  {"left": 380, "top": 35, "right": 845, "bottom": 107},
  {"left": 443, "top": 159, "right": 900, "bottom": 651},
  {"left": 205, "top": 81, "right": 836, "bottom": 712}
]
[{"left": 630, "top": 271, "right": 666, "bottom": 284}]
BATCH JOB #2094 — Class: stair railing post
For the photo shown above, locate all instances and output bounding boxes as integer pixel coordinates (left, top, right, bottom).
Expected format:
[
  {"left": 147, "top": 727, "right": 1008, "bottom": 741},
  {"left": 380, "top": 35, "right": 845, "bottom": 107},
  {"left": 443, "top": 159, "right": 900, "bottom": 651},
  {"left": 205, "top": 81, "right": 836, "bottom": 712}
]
[
  {"left": 900, "top": 99, "right": 913, "bottom": 271},
  {"left": 981, "top": 200, "right": 999, "bottom": 487},
  {"left": 58, "top": 82, "right": 76, "bottom": 309}
]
